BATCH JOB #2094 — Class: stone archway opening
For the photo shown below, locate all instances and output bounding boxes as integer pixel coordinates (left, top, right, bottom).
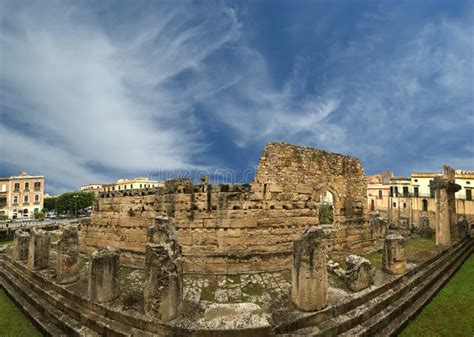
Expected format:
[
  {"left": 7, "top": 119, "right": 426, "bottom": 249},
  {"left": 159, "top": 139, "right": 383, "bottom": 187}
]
[{"left": 319, "top": 191, "right": 334, "bottom": 225}]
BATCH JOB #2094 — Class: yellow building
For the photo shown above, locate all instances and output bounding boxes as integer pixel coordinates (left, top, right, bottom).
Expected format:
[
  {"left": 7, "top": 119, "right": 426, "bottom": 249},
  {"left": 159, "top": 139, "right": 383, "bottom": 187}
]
[
  {"left": 80, "top": 183, "right": 105, "bottom": 196},
  {"left": 103, "top": 177, "right": 164, "bottom": 192},
  {"left": 368, "top": 168, "right": 474, "bottom": 225}
]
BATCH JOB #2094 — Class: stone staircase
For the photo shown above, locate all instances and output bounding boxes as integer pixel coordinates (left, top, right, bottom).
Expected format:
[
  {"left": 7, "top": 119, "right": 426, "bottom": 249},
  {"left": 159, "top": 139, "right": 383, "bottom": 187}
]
[
  {"left": 0, "top": 254, "right": 176, "bottom": 336},
  {"left": 277, "top": 238, "right": 473, "bottom": 336}
]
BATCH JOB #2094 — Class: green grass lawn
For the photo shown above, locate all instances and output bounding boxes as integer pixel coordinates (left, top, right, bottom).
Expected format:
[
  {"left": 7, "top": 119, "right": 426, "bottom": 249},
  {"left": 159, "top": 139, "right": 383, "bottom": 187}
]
[
  {"left": 0, "top": 287, "right": 43, "bottom": 337},
  {"left": 0, "top": 237, "right": 13, "bottom": 248},
  {"left": 399, "top": 254, "right": 474, "bottom": 337}
]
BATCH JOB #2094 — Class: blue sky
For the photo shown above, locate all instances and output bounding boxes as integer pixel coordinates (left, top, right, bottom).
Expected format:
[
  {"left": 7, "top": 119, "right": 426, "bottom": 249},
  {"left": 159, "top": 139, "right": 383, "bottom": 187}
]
[{"left": 1, "top": 0, "right": 473, "bottom": 193}]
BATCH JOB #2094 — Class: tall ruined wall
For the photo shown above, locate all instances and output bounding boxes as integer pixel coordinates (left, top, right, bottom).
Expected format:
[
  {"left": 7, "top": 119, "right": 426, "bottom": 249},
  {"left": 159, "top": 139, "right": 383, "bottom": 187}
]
[
  {"left": 254, "top": 142, "right": 371, "bottom": 251},
  {"left": 80, "top": 142, "right": 374, "bottom": 273}
]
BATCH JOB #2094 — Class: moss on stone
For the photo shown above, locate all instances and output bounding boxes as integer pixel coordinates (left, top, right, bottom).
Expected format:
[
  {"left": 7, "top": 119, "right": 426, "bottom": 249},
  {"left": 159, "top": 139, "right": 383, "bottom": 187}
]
[{"left": 241, "top": 282, "right": 264, "bottom": 297}]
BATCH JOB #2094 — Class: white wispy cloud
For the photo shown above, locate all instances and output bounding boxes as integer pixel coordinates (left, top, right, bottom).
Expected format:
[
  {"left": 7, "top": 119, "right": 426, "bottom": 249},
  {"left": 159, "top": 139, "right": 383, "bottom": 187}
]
[{"left": 0, "top": 1, "right": 242, "bottom": 192}]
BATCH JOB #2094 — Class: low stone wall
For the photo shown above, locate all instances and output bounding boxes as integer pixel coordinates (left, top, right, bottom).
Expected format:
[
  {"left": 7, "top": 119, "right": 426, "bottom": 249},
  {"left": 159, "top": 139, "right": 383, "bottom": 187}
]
[{"left": 80, "top": 142, "right": 374, "bottom": 273}]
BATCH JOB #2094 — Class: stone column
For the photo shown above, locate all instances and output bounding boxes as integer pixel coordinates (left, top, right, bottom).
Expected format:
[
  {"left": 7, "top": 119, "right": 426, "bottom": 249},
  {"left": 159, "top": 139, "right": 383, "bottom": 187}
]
[
  {"left": 383, "top": 233, "right": 406, "bottom": 275},
  {"left": 144, "top": 242, "right": 182, "bottom": 322},
  {"left": 56, "top": 226, "right": 80, "bottom": 284},
  {"left": 419, "top": 216, "right": 434, "bottom": 239},
  {"left": 12, "top": 229, "right": 30, "bottom": 261},
  {"left": 27, "top": 228, "right": 51, "bottom": 270},
  {"left": 88, "top": 247, "right": 120, "bottom": 303},
  {"left": 430, "top": 166, "right": 461, "bottom": 246},
  {"left": 291, "top": 226, "right": 327, "bottom": 311},
  {"left": 345, "top": 255, "right": 373, "bottom": 292}
]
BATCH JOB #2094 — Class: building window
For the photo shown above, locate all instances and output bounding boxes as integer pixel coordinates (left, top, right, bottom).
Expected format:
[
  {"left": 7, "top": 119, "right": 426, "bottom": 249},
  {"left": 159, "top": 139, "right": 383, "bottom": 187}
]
[
  {"left": 414, "top": 179, "right": 418, "bottom": 182},
  {"left": 403, "top": 203, "right": 406, "bottom": 208},
  {"left": 34, "top": 181, "right": 41, "bottom": 191},
  {"left": 393, "top": 202, "right": 396, "bottom": 207},
  {"left": 13, "top": 196, "right": 18, "bottom": 204},
  {"left": 414, "top": 187, "right": 419, "bottom": 197},
  {"left": 390, "top": 186, "right": 393, "bottom": 197},
  {"left": 34, "top": 194, "right": 40, "bottom": 203},
  {"left": 466, "top": 181, "right": 471, "bottom": 185},
  {"left": 140, "top": 184, "right": 142, "bottom": 188},
  {"left": 422, "top": 199, "right": 428, "bottom": 211},
  {"left": 24, "top": 182, "right": 30, "bottom": 191},
  {"left": 34, "top": 208, "right": 39, "bottom": 213},
  {"left": 24, "top": 195, "right": 29, "bottom": 204},
  {"left": 467, "top": 189, "right": 472, "bottom": 201},
  {"left": 378, "top": 190, "right": 382, "bottom": 199},
  {"left": 403, "top": 186, "right": 409, "bottom": 197},
  {"left": 394, "top": 186, "right": 399, "bottom": 197},
  {"left": 430, "top": 187, "right": 435, "bottom": 198},
  {"left": 14, "top": 183, "right": 20, "bottom": 191}
]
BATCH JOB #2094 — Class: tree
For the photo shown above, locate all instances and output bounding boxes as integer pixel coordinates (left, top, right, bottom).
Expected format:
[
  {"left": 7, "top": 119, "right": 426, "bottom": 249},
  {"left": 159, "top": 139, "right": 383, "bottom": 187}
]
[{"left": 50, "top": 192, "right": 95, "bottom": 216}]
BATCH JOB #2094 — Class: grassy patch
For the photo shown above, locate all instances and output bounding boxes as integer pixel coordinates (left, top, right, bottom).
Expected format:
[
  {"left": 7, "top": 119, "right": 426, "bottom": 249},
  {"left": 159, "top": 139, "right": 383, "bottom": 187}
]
[
  {"left": 0, "top": 237, "right": 13, "bottom": 247},
  {"left": 400, "top": 254, "right": 474, "bottom": 337},
  {"left": 0, "top": 287, "right": 43, "bottom": 336},
  {"left": 405, "top": 235, "right": 436, "bottom": 260},
  {"left": 241, "top": 282, "right": 264, "bottom": 297},
  {"left": 121, "top": 266, "right": 136, "bottom": 282},
  {"left": 364, "top": 251, "right": 383, "bottom": 270},
  {"left": 200, "top": 280, "right": 218, "bottom": 302}
]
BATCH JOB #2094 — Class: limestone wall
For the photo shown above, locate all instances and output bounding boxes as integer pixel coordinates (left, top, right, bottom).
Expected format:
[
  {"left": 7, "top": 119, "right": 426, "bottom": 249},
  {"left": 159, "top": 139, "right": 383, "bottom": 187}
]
[{"left": 80, "top": 142, "right": 374, "bottom": 273}]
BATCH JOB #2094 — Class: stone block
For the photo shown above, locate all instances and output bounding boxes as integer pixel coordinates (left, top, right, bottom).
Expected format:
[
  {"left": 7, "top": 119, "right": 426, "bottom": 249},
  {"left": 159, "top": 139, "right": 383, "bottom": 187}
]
[
  {"left": 12, "top": 229, "right": 30, "bottom": 261},
  {"left": 345, "top": 255, "right": 373, "bottom": 292},
  {"left": 56, "top": 226, "right": 80, "bottom": 284},
  {"left": 383, "top": 233, "right": 406, "bottom": 275},
  {"left": 27, "top": 228, "right": 51, "bottom": 271},
  {"left": 144, "top": 242, "right": 182, "bottom": 322},
  {"left": 292, "top": 226, "right": 327, "bottom": 311},
  {"left": 88, "top": 247, "right": 121, "bottom": 303}
]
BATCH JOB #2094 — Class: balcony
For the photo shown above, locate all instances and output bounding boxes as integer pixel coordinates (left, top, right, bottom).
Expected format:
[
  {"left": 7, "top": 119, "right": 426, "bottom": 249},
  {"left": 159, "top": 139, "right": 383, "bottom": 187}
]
[
  {"left": 34, "top": 188, "right": 41, "bottom": 192},
  {"left": 14, "top": 188, "right": 19, "bottom": 192}
]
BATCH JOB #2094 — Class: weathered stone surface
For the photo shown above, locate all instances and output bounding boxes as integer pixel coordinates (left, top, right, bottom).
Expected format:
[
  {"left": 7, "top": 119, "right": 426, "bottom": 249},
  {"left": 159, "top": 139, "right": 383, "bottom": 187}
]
[
  {"left": 292, "top": 226, "right": 327, "bottom": 311},
  {"left": 27, "top": 228, "right": 51, "bottom": 271},
  {"left": 144, "top": 242, "right": 182, "bottom": 322},
  {"left": 199, "top": 303, "right": 271, "bottom": 330},
  {"left": 419, "top": 216, "right": 434, "bottom": 238},
  {"left": 56, "top": 226, "right": 80, "bottom": 284},
  {"left": 430, "top": 166, "right": 461, "bottom": 246},
  {"left": 383, "top": 233, "right": 406, "bottom": 275},
  {"left": 456, "top": 218, "right": 468, "bottom": 239},
  {"left": 12, "top": 229, "right": 30, "bottom": 261},
  {"left": 81, "top": 142, "right": 373, "bottom": 273},
  {"left": 370, "top": 214, "right": 387, "bottom": 239},
  {"left": 88, "top": 247, "right": 120, "bottom": 303},
  {"left": 147, "top": 216, "right": 177, "bottom": 243},
  {"left": 345, "top": 255, "right": 373, "bottom": 292}
]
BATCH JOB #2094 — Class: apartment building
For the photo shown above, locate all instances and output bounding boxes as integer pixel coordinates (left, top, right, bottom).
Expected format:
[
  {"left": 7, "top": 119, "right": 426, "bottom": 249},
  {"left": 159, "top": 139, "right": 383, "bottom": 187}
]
[
  {"left": 0, "top": 172, "right": 45, "bottom": 219},
  {"left": 102, "top": 177, "right": 164, "bottom": 192}
]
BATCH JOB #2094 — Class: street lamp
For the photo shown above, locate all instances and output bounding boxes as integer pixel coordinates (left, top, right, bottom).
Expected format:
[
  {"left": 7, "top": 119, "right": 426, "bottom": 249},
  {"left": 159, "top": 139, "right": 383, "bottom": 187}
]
[{"left": 73, "top": 195, "right": 79, "bottom": 219}]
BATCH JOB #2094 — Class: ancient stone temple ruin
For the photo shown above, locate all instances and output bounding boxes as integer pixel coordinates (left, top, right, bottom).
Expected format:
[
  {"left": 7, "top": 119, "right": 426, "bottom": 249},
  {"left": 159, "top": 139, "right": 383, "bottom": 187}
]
[
  {"left": 0, "top": 142, "right": 472, "bottom": 336},
  {"left": 81, "top": 142, "right": 372, "bottom": 273}
]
